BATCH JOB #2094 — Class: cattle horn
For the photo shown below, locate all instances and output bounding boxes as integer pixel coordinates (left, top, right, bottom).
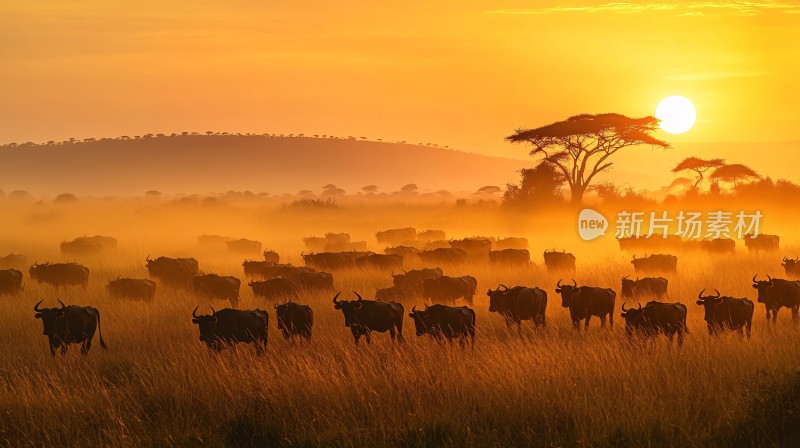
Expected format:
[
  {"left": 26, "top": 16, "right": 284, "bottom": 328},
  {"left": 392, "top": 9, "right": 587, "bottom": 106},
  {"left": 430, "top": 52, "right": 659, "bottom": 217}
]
[
  {"left": 332, "top": 292, "right": 341, "bottom": 305},
  {"left": 571, "top": 279, "right": 577, "bottom": 287},
  {"left": 57, "top": 299, "right": 66, "bottom": 310},
  {"left": 210, "top": 306, "right": 216, "bottom": 318},
  {"left": 500, "top": 284, "right": 508, "bottom": 290},
  {"left": 622, "top": 275, "right": 629, "bottom": 281},
  {"left": 34, "top": 300, "right": 44, "bottom": 312},
  {"left": 632, "top": 254, "right": 638, "bottom": 260},
  {"left": 783, "top": 256, "right": 789, "bottom": 263},
  {"left": 354, "top": 292, "right": 363, "bottom": 302},
  {"left": 698, "top": 289, "right": 706, "bottom": 300},
  {"left": 767, "top": 274, "right": 773, "bottom": 282},
  {"left": 713, "top": 289, "right": 721, "bottom": 298},
  {"left": 621, "top": 302, "right": 629, "bottom": 312},
  {"left": 752, "top": 274, "right": 759, "bottom": 283},
  {"left": 636, "top": 302, "right": 642, "bottom": 310},
  {"left": 412, "top": 305, "right": 417, "bottom": 313},
  {"left": 192, "top": 306, "right": 200, "bottom": 318},
  {"left": 557, "top": 279, "right": 563, "bottom": 287}
]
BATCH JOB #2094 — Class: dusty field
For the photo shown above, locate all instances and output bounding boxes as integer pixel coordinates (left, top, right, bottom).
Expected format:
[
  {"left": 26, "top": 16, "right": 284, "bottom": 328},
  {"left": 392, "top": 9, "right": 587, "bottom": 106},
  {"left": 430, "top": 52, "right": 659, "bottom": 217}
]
[{"left": 1, "top": 199, "right": 799, "bottom": 447}]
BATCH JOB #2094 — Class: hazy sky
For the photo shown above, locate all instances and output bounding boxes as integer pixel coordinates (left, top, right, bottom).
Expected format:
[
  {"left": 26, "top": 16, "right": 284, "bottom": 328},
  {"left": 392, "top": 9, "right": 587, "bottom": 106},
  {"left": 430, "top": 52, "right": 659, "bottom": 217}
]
[{"left": 2, "top": 1, "right": 798, "bottom": 160}]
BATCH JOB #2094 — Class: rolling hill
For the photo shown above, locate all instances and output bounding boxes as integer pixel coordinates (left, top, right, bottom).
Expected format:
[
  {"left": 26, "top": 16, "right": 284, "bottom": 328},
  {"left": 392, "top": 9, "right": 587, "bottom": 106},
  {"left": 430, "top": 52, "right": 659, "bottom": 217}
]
[{"left": 0, "top": 135, "right": 531, "bottom": 196}]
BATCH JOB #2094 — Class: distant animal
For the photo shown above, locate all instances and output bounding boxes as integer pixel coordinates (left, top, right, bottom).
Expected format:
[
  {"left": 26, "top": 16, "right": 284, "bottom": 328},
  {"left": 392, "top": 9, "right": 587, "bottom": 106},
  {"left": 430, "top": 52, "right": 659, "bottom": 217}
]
[
  {"left": 744, "top": 233, "right": 779, "bottom": 252},
  {"left": 620, "top": 276, "right": 668, "bottom": 299},
  {"left": 554, "top": 279, "right": 616, "bottom": 330},
  {"left": 782, "top": 257, "right": 800, "bottom": 279},
  {"left": 355, "top": 253, "right": 403, "bottom": 271},
  {"left": 33, "top": 300, "right": 107, "bottom": 356},
  {"left": 274, "top": 301, "right": 313, "bottom": 340},
  {"left": 262, "top": 250, "right": 280, "bottom": 264},
  {"left": 486, "top": 285, "right": 547, "bottom": 332},
  {"left": 375, "top": 284, "right": 417, "bottom": 302},
  {"left": 146, "top": 256, "right": 199, "bottom": 288},
  {"left": 699, "top": 238, "right": 735, "bottom": 254},
  {"left": 107, "top": 278, "right": 156, "bottom": 301},
  {"left": 191, "top": 306, "right": 268, "bottom": 353},
  {"left": 751, "top": 274, "right": 800, "bottom": 323},
  {"left": 620, "top": 301, "right": 688, "bottom": 346},
  {"left": 242, "top": 260, "right": 276, "bottom": 278},
  {"left": 29, "top": 262, "right": 89, "bottom": 288},
  {"left": 392, "top": 268, "right": 443, "bottom": 291},
  {"left": 418, "top": 248, "right": 467, "bottom": 265},
  {"left": 60, "top": 235, "right": 117, "bottom": 256},
  {"left": 226, "top": 238, "right": 262, "bottom": 255},
  {"left": 263, "top": 264, "right": 316, "bottom": 280},
  {"left": 332, "top": 292, "right": 405, "bottom": 345},
  {"left": 631, "top": 254, "right": 677, "bottom": 274},
  {"left": 198, "top": 234, "right": 231, "bottom": 249},
  {"left": 0, "top": 253, "right": 27, "bottom": 269},
  {"left": 250, "top": 271, "right": 333, "bottom": 300},
  {"left": 421, "top": 275, "right": 477, "bottom": 306},
  {"left": 449, "top": 238, "right": 492, "bottom": 257},
  {"left": 325, "top": 232, "right": 351, "bottom": 244},
  {"left": 192, "top": 274, "right": 241, "bottom": 308},
  {"left": 696, "top": 289, "right": 754, "bottom": 337},
  {"left": 489, "top": 249, "right": 530, "bottom": 266},
  {"left": 543, "top": 250, "right": 576, "bottom": 272},
  {"left": 303, "top": 236, "right": 328, "bottom": 252},
  {"left": 323, "top": 241, "right": 368, "bottom": 252},
  {"left": 376, "top": 228, "right": 416, "bottom": 245},
  {"left": 303, "top": 252, "right": 363, "bottom": 270},
  {"left": 494, "top": 237, "right": 528, "bottom": 250},
  {"left": 384, "top": 246, "right": 420, "bottom": 260},
  {"left": 0, "top": 269, "right": 23, "bottom": 294},
  {"left": 408, "top": 304, "right": 475, "bottom": 348},
  {"left": 423, "top": 240, "right": 452, "bottom": 250},
  {"left": 417, "top": 230, "right": 446, "bottom": 242}
]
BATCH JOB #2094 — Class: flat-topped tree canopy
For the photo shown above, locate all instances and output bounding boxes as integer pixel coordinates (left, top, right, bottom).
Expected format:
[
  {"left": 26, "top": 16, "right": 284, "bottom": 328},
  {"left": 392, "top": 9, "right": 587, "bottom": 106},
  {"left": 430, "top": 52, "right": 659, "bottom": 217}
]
[{"left": 506, "top": 113, "right": 670, "bottom": 204}]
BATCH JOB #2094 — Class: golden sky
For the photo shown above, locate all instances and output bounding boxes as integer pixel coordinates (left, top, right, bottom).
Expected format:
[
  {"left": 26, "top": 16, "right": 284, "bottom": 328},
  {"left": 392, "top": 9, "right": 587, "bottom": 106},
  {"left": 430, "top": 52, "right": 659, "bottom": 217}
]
[{"left": 1, "top": 1, "right": 798, "bottom": 161}]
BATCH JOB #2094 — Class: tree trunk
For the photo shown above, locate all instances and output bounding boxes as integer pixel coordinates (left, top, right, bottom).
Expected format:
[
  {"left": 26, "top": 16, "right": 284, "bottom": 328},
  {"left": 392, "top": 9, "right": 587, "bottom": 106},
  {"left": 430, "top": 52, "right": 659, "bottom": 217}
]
[{"left": 570, "top": 184, "right": 586, "bottom": 204}]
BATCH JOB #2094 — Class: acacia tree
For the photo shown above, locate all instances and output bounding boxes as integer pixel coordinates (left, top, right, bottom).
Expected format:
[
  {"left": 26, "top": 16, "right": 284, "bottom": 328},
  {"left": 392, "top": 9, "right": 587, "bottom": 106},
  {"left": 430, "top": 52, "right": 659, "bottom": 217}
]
[
  {"left": 709, "top": 163, "right": 759, "bottom": 187},
  {"left": 672, "top": 157, "right": 725, "bottom": 187},
  {"left": 506, "top": 113, "right": 670, "bottom": 204}
]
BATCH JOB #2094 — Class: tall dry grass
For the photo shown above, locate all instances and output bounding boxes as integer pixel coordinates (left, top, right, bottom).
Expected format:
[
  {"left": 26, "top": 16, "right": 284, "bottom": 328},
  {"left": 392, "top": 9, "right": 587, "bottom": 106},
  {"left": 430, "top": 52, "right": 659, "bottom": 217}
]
[{"left": 1, "top": 199, "right": 799, "bottom": 447}]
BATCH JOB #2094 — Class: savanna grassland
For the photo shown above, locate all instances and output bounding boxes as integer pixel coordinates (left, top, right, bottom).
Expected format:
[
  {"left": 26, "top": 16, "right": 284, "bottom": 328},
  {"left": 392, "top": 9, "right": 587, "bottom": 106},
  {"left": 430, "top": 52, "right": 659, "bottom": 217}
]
[{"left": 1, "top": 197, "right": 800, "bottom": 448}]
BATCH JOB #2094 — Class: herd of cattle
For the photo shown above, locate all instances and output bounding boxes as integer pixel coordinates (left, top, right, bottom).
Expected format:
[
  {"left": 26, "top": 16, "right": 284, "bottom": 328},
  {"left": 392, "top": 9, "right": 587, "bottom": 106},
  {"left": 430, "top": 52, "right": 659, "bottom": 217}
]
[{"left": 1, "top": 229, "right": 798, "bottom": 355}]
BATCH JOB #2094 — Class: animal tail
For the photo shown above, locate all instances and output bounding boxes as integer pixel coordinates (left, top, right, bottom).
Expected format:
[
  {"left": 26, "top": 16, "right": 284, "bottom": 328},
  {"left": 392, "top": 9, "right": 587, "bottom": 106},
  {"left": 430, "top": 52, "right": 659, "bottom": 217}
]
[{"left": 96, "top": 310, "right": 108, "bottom": 349}]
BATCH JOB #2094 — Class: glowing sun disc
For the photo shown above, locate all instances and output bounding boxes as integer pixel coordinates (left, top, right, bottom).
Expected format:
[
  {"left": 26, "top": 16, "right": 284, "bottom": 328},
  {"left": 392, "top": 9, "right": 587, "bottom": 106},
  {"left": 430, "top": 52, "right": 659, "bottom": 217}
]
[{"left": 656, "top": 96, "right": 696, "bottom": 134}]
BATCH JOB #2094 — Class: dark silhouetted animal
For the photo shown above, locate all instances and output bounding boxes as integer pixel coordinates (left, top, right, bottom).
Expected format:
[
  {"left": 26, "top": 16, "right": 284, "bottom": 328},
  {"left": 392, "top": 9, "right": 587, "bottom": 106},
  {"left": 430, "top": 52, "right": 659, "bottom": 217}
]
[
  {"left": 375, "top": 284, "right": 417, "bottom": 302},
  {"left": 192, "top": 274, "right": 241, "bottom": 308},
  {"left": 700, "top": 238, "right": 735, "bottom": 254},
  {"left": 751, "top": 274, "right": 800, "bottom": 323},
  {"left": 303, "top": 236, "right": 328, "bottom": 252},
  {"left": 554, "top": 279, "right": 616, "bottom": 330},
  {"left": 543, "top": 250, "right": 576, "bottom": 272},
  {"left": 243, "top": 260, "right": 276, "bottom": 278},
  {"left": 449, "top": 238, "right": 492, "bottom": 257},
  {"left": 423, "top": 240, "right": 452, "bottom": 250},
  {"left": 744, "top": 233, "right": 779, "bottom": 252},
  {"left": 418, "top": 248, "right": 467, "bottom": 265},
  {"left": 408, "top": 304, "right": 475, "bottom": 348},
  {"left": 0, "top": 253, "right": 27, "bottom": 269},
  {"left": 263, "top": 264, "right": 316, "bottom": 280},
  {"left": 0, "top": 269, "right": 23, "bottom": 294},
  {"left": 332, "top": 292, "right": 404, "bottom": 345},
  {"left": 324, "top": 241, "right": 368, "bottom": 252},
  {"left": 631, "top": 254, "right": 677, "bottom": 274},
  {"left": 782, "top": 257, "right": 800, "bottom": 279},
  {"left": 263, "top": 250, "right": 280, "bottom": 264},
  {"left": 376, "top": 228, "right": 416, "bottom": 245},
  {"left": 620, "top": 301, "right": 687, "bottom": 346},
  {"left": 33, "top": 300, "right": 107, "bottom": 356},
  {"left": 422, "top": 275, "right": 477, "bottom": 306},
  {"left": 392, "top": 268, "right": 443, "bottom": 291},
  {"left": 325, "top": 232, "right": 350, "bottom": 244},
  {"left": 384, "top": 246, "right": 420, "bottom": 260},
  {"left": 303, "top": 252, "right": 366, "bottom": 270},
  {"left": 356, "top": 253, "right": 403, "bottom": 271},
  {"left": 107, "top": 278, "right": 156, "bottom": 301},
  {"left": 494, "top": 237, "right": 528, "bottom": 250},
  {"left": 60, "top": 235, "right": 117, "bottom": 256},
  {"left": 620, "top": 276, "right": 668, "bottom": 299},
  {"left": 191, "top": 306, "right": 268, "bottom": 353},
  {"left": 29, "top": 263, "right": 89, "bottom": 288},
  {"left": 198, "top": 234, "right": 230, "bottom": 249},
  {"left": 146, "top": 256, "right": 199, "bottom": 288},
  {"left": 250, "top": 271, "right": 333, "bottom": 300},
  {"left": 696, "top": 289, "right": 754, "bottom": 337},
  {"left": 489, "top": 249, "right": 531, "bottom": 266},
  {"left": 274, "top": 301, "right": 313, "bottom": 340},
  {"left": 486, "top": 285, "right": 547, "bottom": 332}
]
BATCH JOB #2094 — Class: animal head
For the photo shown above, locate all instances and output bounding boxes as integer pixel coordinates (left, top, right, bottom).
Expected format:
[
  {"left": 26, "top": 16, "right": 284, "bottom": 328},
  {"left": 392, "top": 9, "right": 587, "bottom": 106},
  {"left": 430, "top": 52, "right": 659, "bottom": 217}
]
[
  {"left": 191, "top": 306, "right": 218, "bottom": 342},
  {"left": 620, "top": 302, "right": 644, "bottom": 328},
  {"left": 751, "top": 274, "right": 775, "bottom": 303},
  {"left": 486, "top": 284, "right": 510, "bottom": 312},
  {"left": 695, "top": 289, "right": 723, "bottom": 321},
  {"left": 33, "top": 300, "right": 67, "bottom": 336},
  {"left": 407, "top": 305, "right": 431, "bottom": 336},
  {"left": 332, "top": 292, "right": 364, "bottom": 327},
  {"left": 554, "top": 279, "right": 579, "bottom": 307}
]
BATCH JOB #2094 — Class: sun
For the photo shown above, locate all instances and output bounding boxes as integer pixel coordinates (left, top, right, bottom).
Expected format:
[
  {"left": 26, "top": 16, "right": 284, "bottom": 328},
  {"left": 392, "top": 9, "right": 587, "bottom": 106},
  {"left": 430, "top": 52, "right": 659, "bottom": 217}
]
[{"left": 656, "top": 96, "right": 696, "bottom": 134}]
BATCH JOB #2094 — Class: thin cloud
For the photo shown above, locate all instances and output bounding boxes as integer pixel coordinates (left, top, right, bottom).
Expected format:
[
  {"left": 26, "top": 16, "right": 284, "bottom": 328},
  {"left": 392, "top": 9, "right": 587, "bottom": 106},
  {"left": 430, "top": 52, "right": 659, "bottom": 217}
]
[
  {"left": 489, "top": 1, "right": 800, "bottom": 16},
  {"left": 665, "top": 70, "right": 769, "bottom": 81}
]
